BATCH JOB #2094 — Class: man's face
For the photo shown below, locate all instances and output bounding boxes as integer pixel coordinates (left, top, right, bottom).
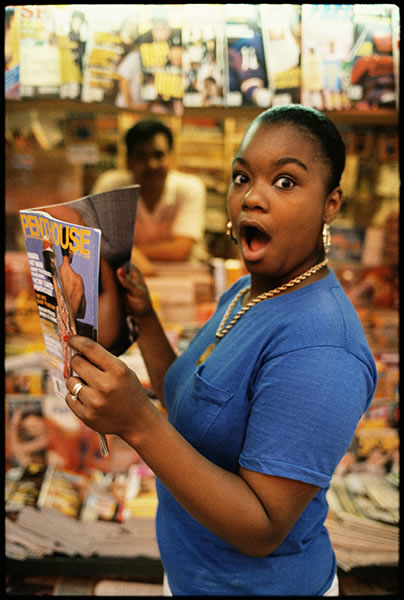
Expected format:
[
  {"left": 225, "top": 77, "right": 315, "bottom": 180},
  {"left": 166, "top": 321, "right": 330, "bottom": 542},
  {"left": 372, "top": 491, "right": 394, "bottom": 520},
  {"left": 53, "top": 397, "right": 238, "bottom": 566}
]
[{"left": 127, "top": 132, "right": 172, "bottom": 200}]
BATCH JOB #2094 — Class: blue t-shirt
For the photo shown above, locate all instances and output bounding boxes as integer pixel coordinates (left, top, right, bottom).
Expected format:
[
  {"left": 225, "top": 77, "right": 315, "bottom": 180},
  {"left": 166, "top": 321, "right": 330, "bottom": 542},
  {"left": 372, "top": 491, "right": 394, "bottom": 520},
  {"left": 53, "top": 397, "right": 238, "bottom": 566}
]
[{"left": 156, "top": 270, "right": 377, "bottom": 596}]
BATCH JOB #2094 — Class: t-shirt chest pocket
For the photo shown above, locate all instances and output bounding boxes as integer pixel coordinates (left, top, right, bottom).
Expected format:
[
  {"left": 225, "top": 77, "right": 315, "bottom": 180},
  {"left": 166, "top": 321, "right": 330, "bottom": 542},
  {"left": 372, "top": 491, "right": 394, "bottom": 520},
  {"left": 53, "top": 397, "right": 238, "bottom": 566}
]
[{"left": 174, "top": 365, "right": 234, "bottom": 449}]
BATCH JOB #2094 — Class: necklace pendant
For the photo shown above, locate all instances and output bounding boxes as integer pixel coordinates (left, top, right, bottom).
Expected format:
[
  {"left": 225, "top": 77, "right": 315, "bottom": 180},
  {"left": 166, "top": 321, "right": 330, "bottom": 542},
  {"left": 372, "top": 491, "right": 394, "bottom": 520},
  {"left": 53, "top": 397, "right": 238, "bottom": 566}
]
[{"left": 196, "top": 341, "right": 217, "bottom": 365}]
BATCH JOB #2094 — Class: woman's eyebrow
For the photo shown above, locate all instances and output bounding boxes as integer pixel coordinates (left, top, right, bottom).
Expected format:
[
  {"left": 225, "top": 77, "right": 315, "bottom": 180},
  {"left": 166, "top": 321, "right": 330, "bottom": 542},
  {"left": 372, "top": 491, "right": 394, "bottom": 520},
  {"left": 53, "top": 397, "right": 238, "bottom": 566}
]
[
  {"left": 274, "top": 157, "right": 308, "bottom": 171},
  {"left": 232, "top": 155, "right": 248, "bottom": 167},
  {"left": 232, "top": 156, "right": 308, "bottom": 171}
]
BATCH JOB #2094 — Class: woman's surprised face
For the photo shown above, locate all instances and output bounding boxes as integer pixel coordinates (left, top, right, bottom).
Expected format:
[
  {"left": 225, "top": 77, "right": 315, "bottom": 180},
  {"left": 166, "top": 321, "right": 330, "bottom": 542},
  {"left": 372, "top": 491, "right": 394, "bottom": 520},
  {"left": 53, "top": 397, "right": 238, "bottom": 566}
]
[{"left": 227, "top": 121, "right": 339, "bottom": 281}]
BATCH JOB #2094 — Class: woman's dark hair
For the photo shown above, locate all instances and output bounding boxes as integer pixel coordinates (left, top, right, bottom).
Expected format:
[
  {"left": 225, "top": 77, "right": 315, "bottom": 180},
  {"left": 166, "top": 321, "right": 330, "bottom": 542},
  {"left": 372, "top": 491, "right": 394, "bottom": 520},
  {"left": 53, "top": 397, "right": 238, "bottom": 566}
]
[
  {"left": 125, "top": 119, "right": 174, "bottom": 156},
  {"left": 253, "top": 104, "right": 346, "bottom": 193}
]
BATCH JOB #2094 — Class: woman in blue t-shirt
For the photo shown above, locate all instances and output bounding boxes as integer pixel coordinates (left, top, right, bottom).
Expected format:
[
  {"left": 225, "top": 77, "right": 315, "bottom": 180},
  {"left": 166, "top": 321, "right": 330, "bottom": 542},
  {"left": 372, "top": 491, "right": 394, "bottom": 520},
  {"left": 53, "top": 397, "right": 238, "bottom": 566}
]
[{"left": 65, "top": 105, "right": 377, "bottom": 596}]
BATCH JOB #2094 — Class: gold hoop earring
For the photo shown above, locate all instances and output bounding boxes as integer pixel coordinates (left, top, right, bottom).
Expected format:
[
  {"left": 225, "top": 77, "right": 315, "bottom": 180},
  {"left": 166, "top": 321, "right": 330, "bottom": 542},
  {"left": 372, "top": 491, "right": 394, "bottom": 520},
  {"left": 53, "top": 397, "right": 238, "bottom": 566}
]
[
  {"left": 226, "top": 220, "right": 237, "bottom": 244},
  {"left": 322, "top": 223, "right": 331, "bottom": 256}
]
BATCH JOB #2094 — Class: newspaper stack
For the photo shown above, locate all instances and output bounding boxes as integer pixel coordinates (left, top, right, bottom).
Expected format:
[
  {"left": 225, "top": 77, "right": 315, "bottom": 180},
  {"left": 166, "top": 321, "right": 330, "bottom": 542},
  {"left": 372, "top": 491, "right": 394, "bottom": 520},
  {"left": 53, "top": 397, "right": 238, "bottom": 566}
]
[
  {"left": 325, "top": 472, "right": 399, "bottom": 571},
  {"left": 6, "top": 505, "right": 159, "bottom": 561}
]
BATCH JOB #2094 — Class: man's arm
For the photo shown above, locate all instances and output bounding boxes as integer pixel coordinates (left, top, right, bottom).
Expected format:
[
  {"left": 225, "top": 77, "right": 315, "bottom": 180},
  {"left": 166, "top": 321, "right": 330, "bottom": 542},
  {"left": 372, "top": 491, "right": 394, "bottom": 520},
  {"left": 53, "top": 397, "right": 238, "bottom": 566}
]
[{"left": 137, "top": 235, "right": 195, "bottom": 262}]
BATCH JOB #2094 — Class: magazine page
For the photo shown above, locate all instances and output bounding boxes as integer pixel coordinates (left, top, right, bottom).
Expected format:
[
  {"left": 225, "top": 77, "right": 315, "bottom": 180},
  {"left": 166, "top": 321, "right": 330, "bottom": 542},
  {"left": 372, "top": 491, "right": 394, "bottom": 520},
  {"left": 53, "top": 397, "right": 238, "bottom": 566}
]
[
  {"left": 5, "top": 395, "right": 48, "bottom": 470},
  {"left": 5, "top": 5, "right": 20, "bottom": 99},
  {"left": 182, "top": 4, "right": 225, "bottom": 108},
  {"left": 18, "top": 5, "right": 61, "bottom": 98},
  {"left": 301, "top": 4, "right": 354, "bottom": 111},
  {"left": 136, "top": 4, "right": 185, "bottom": 116},
  {"left": 80, "top": 5, "right": 144, "bottom": 107},
  {"left": 19, "top": 185, "right": 139, "bottom": 456},
  {"left": 348, "top": 4, "right": 397, "bottom": 110},
  {"left": 391, "top": 5, "right": 400, "bottom": 111},
  {"left": 37, "top": 465, "right": 90, "bottom": 519},
  {"left": 54, "top": 5, "right": 90, "bottom": 101},
  {"left": 223, "top": 4, "right": 271, "bottom": 108},
  {"left": 19, "top": 209, "right": 101, "bottom": 399},
  {"left": 260, "top": 4, "right": 301, "bottom": 106},
  {"left": 112, "top": 5, "right": 149, "bottom": 111},
  {"left": 6, "top": 463, "right": 48, "bottom": 513},
  {"left": 20, "top": 185, "right": 139, "bottom": 352}
]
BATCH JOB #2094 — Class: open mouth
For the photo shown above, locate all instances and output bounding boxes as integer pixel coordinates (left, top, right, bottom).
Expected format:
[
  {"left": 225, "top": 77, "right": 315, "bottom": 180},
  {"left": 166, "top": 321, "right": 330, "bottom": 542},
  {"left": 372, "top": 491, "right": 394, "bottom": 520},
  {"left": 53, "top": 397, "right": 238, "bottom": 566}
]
[{"left": 240, "top": 224, "right": 270, "bottom": 259}]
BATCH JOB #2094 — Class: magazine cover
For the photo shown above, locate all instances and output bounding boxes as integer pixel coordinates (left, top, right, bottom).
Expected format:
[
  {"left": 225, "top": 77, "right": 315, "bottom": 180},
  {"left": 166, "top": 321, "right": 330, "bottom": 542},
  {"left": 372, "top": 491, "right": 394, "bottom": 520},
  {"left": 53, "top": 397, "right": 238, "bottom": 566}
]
[
  {"left": 112, "top": 5, "right": 148, "bottom": 111},
  {"left": 6, "top": 463, "right": 48, "bottom": 513},
  {"left": 348, "top": 4, "right": 397, "bottom": 109},
  {"left": 37, "top": 465, "right": 90, "bottom": 519},
  {"left": 80, "top": 5, "right": 141, "bottom": 106},
  {"left": 136, "top": 4, "right": 185, "bottom": 116},
  {"left": 54, "top": 5, "right": 90, "bottom": 100},
  {"left": 19, "top": 209, "right": 101, "bottom": 396},
  {"left": 223, "top": 4, "right": 271, "bottom": 108},
  {"left": 80, "top": 468, "right": 139, "bottom": 522},
  {"left": 18, "top": 4, "right": 61, "bottom": 98},
  {"left": 19, "top": 185, "right": 139, "bottom": 456},
  {"left": 6, "top": 385, "right": 136, "bottom": 474},
  {"left": 5, "top": 395, "right": 48, "bottom": 470},
  {"left": 5, "top": 5, "right": 20, "bottom": 99},
  {"left": 391, "top": 5, "right": 400, "bottom": 111},
  {"left": 333, "top": 351, "right": 399, "bottom": 482},
  {"left": 301, "top": 3, "right": 354, "bottom": 111},
  {"left": 182, "top": 4, "right": 225, "bottom": 108},
  {"left": 260, "top": 4, "right": 301, "bottom": 106}
]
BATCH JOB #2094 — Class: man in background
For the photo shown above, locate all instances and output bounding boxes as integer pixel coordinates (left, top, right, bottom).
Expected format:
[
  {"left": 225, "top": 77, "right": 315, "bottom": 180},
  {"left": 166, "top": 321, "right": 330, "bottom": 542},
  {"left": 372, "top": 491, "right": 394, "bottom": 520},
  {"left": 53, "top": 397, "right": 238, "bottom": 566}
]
[{"left": 92, "top": 119, "right": 207, "bottom": 275}]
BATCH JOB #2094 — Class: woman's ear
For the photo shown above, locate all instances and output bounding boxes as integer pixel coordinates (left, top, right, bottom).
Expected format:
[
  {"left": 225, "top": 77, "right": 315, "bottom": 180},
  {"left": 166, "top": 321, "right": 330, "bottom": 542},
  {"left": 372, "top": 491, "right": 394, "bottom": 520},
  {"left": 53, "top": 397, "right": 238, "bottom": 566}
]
[{"left": 324, "top": 186, "right": 343, "bottom": 223}]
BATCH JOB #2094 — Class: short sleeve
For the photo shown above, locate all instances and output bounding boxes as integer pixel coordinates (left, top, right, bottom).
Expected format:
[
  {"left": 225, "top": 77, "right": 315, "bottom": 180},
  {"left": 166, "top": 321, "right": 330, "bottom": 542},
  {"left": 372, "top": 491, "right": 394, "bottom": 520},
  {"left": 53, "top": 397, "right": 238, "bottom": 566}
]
[
  {"left": 239, "top": 346, "right": 372, "bottom": 487},
  {"left": 91, "top": 169, "right": 134, "bottom": 195},
  {"left": 171, "top": 173, "right": 206, "bottom": 240}
]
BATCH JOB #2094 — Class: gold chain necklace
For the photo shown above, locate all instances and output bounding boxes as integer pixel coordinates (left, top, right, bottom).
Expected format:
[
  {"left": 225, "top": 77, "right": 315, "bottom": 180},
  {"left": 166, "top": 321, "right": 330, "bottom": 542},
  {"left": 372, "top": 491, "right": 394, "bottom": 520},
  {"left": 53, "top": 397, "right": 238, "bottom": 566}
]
[{"left": 196, "top": 259, "right": 328, "bottom": 365}]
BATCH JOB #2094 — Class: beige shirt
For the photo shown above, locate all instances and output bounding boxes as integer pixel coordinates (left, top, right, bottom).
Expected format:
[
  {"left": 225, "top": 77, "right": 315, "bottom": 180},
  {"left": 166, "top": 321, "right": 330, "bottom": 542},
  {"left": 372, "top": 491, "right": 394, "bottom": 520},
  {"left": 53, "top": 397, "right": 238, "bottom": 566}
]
[{"left": 91, "top": 169, "right": 207, "bottom": 260}]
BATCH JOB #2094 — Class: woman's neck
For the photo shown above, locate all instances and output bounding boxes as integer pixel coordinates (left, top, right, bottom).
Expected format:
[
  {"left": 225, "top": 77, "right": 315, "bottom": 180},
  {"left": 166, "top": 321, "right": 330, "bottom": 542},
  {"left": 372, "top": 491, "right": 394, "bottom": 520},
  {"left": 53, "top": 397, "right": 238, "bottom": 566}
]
[{"left": 245, "top": 261, "right": 329, "bottom": 306}]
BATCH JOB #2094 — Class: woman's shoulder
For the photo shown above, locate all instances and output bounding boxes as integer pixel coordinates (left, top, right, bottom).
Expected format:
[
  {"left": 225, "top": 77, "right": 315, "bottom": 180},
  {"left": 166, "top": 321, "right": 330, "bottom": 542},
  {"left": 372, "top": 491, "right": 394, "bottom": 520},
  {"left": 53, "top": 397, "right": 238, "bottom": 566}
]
[
  {"left": 169, "top": 170, "right": 205, "bottom": 192},
  {"left": 217, "top": 275, "right": 251, "bottom": 308},
  {"left": 275, "top": 270, "right": 375, "bottom": 362}
]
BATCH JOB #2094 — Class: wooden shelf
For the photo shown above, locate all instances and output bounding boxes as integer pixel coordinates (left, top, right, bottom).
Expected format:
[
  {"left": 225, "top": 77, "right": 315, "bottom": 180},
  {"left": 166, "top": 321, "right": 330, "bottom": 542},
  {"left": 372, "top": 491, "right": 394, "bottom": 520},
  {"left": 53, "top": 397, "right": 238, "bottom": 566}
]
[
  {"left": 6, "top": 99, "right": 398, "bottom": 127},
  {"left": 5, "top": 98, "right": 398, "bottom": 225},
  {"left": 178, "top": 157, "right": 226, "bottom": 170}
]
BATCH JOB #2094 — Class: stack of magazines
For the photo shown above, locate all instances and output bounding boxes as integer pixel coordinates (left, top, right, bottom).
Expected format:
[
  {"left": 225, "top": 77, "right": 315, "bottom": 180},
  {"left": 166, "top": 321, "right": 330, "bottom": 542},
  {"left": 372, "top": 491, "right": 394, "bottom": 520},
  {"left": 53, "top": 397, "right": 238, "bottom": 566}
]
[{"left": 325, "top": 472, "right": 399, "bottom": 571}]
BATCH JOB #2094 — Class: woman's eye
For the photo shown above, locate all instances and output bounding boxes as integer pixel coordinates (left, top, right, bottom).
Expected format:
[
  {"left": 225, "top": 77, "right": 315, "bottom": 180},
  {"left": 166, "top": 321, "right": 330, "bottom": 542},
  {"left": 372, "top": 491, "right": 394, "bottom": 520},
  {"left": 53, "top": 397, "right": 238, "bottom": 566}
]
[
  {"left": 274, "top": 176, "right": 295, "bottom": 189},
  {"left": 232, "top": 172, "right": 249, "bottom": 185}
]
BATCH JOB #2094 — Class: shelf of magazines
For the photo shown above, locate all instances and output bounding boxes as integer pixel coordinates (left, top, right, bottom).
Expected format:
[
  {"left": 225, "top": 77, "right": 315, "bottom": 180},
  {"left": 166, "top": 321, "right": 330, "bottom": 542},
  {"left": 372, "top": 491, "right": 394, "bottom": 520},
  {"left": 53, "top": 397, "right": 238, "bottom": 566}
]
[
  {"left": 5, "top": 98, "right": 399, "bottom": 125},
  {"left": 324, "top": 254, "right": 399, "bottom": 573},
  {"left": 325, "top": 473, "right": 399, "bottom": 573}
]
